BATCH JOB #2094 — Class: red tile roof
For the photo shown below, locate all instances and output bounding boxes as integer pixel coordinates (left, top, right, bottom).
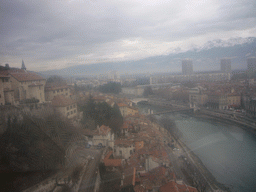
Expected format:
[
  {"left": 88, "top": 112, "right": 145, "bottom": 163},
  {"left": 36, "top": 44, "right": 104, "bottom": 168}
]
[
  {"left": 98, "top": 125, "right": 111, "bottom": 136},
  {"left": 51, "top": 95, "right": 76, "bottom": 107},
  {"left": 104, "top": 151, "right": 122, "bottom": 167},
  {"left": 115, "top": 139, "right": 134, "bottom": 147},
  {"left": 118, "top": 103, "right": 128, "bottom": 107},
  {"left": 159, "top": 181, "right": 198, "bottom": 192},
  {"left": 10, "top": 72, "right": 45, "bottom": 82}
]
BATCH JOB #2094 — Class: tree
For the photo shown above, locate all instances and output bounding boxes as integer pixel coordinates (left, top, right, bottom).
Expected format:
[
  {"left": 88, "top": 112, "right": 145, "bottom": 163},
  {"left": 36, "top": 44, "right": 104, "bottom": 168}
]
[
  {"left": 98, "top": 82, "right": 122, "bottom": 94},
  {"left": 81, "top": 98, "right": 123, "bottom": 135},
  {"left": 143, "top": 86, "right": 154, "bottom": 97},
  {"left": 46, "top": 75, "right": 66, "bottom": 85}
]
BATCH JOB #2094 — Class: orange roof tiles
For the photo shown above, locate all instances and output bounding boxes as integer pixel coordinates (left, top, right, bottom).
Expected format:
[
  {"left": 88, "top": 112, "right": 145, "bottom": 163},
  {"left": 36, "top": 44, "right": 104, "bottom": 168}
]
[
  {"left": 118, "top": 103, "right": 128, "bottom": 107},
  {"left": 115, "top": 139, "right": 134, "bottom": 147},
  {"left": 159, "top": 181, "right": 198, "bottom": 192},
  {"left": 99, "top": 125, "right": 111, "bottom": 135},
  {"left": 10, "top": 72, "right": 45, "bottom": 82},
  {"left": 104, "top": 151, "right": 122, "bottom": 167}
]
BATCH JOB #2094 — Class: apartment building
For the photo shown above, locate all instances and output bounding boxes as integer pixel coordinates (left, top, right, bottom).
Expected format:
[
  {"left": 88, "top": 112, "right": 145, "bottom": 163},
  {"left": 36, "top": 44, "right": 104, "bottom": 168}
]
[{"left": 51, "top": 95, "right": 77, "bottom": 119}]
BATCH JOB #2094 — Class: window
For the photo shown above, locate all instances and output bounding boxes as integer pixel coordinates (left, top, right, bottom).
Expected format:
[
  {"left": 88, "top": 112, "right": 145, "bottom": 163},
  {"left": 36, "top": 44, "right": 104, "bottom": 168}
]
[
  {"left": 67, "top": 106, "right": 69, "bottom": 110},
  {"left": 70, "top": 105, "right": 72, "bottom": 109},
  {"left": 119, "top": 151, "right": 122, "bottom": 155},
  {"left": 74, "top": 110, "right": 76, "bottom": 113},
  {"left": 71, "top": 111, "right": 73, "bottom": 114},
  {"left": 53, "top": 91, "right": 56, "bottom": 94},
  {"left": 67, "top": 112, "right": 70, "bottom": 116},
  {"left": 61, "top": 89, "right": 63, "bottom": 92}
]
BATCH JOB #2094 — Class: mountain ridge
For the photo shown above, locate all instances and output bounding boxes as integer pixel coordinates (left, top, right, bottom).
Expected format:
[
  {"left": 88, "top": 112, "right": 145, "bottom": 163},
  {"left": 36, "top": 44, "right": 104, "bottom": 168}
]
[{"left": 40, "top": 37, "right": 256, "bottom": 77}]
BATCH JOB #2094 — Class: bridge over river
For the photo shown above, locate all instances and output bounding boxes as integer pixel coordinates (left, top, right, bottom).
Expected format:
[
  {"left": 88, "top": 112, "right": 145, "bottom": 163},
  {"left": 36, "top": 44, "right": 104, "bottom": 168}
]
[{"left": 153, "top": 108, "right": 193, "bottom": 115}]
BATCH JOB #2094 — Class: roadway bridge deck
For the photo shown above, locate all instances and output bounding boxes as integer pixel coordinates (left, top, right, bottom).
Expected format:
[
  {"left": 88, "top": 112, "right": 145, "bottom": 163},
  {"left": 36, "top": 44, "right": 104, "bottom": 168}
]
[{"left": 153, "top": 108, "right": 193, "bottom": 115}]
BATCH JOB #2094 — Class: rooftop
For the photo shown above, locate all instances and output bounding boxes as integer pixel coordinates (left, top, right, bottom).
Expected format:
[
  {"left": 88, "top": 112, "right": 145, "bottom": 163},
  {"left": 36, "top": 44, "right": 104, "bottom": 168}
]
[
  {"left": 51, "top": 95, "right": 76, "bottom": 107},
  {"left": 10, "top": 72, "right": 45, "bottom": 82}
]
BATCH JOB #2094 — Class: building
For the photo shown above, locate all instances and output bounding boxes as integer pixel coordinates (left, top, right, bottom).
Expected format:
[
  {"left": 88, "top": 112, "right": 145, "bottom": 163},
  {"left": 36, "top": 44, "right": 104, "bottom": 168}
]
[
  {"left": 82, "top": 125, "right": 115, "bottom": 148},
  {"left": 150, "top": 72, "right": 230, "bottom": 84},
  {"left": 10, "top": 72, "right": 46, "bottom": 104},
  {"left": 0, "top": 75, "right": 14, "bottom": 105},
  {"left": 92, "top": 125, "right": 115, "bottom": 148},
  {"left": 121, "top": 86, "right": 144, "bottom": 96},
  {"left": 114, "top": 139, "right": 135, "bottom": 159},
  {"left": 51, "top": 95, "right": 77, "bottom": 119},
  {"left": 189, "top": 87, "right": 208, "bottom": 108},
  {"left": 0, "top": 62, "right": 46, "bottom": 104},
  {"left": 45, "top": 82, "right": 70, "bottom": 101},
  {"left": 118, "top": 103, "right": 139, "bottom": 117},
  {"left": 247, "top": 57, "right": 256, "bottom": 72},
  {"left": 182, "top": 59, "right": 193, "bottom": 75},
  {"left": 221, "top": 58, "right": 231, "bottom": 73},
  {"left": 206, "top": 92, "right": 228, "bottom": 109}
]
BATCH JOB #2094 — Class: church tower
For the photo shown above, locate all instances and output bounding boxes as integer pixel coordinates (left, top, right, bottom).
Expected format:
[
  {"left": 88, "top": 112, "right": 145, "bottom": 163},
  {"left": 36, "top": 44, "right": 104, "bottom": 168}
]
[{"left": 21, "top": 59, "right": 26, "bottom": 71}]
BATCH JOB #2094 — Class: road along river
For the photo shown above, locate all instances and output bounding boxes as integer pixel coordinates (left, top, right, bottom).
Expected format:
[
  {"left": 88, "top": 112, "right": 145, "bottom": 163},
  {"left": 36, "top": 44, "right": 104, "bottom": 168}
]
[{"left": 137, "top": 104, "right": 256, "bottom": 192}]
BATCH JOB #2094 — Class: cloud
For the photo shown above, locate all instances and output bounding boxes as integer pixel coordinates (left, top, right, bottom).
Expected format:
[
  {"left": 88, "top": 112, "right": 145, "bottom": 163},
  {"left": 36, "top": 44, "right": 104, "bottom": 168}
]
[{"left": 0, "top": 0, "right": 256, "bottom": 71}]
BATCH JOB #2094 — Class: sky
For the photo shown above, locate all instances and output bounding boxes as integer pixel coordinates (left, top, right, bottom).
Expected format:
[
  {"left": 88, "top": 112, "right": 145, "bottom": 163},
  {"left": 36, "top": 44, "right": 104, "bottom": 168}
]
[{"left": 0, "top": 0, "right": 256, "bottom": 71}]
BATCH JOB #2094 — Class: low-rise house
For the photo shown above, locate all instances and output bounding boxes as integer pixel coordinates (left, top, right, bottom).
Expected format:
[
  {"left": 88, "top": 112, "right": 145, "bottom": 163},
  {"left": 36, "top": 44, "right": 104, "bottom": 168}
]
[
  {"left": 82, "top": 125, "right": 115, "bottom": 148},
  {"left": 93, "top": 125, "right": 115, "bottom": 148},
  {"left": 51, "top": 95, "right": 77, "bottom": 119},
  {"left": 45, "top": 82, "right": 70, "bottom": 101},
  {"left": 103, "top": 151, "right": 123, "bottom": 168},
  {"left": 114, "top": 139, "right": 135, "bottom": 159},
  {"left": 118, "top": 103, "right": 139, "bottom": 117}
]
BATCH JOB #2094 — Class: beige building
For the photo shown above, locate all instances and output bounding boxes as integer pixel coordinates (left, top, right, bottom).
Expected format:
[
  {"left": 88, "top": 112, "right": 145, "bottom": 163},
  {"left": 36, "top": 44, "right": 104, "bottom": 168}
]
[
  {"left": 0, "top": 75, "right": 14, "bottom": 105},
  {"left": 82, "top": 125, "right": 115, "bottom": 148},
  {"left": 114, "top": 139, "right": 135, "bottom": 159},
  {"left": 227, "top": 94, "right": 241, "bottom": 107},
  {"left": 0, "top": 63, "right": 45, "bottom": 105},
  {"left": 92, "top": 125, "right": 115, "bottom": 148},
  {"left": 10, "top": 72, "right": 46, "bottom": 104},
  {"left": 118, "top": 103, "right": 139, "bottom": 117},
  {"left": 45, "top": 83, "right": 70, "bottom": 101},
  {"left": 189, "top": 87, "right": 208, "bottom": 108},
  {"left": 51, "top": 95, "right": 77, "bottom": 119}
]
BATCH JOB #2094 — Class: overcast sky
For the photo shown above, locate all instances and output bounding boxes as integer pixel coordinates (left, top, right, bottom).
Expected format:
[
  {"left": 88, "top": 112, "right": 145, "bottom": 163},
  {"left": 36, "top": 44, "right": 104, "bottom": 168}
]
[{"left": 1, "top": 0, "right": 256, "bottom": 71}]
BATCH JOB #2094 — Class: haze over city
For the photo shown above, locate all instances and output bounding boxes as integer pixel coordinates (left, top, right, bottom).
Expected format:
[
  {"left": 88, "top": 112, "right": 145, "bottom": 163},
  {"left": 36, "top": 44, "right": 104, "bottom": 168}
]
[{"left": 1, "top": 0, "right": 256, "bottom": 71}]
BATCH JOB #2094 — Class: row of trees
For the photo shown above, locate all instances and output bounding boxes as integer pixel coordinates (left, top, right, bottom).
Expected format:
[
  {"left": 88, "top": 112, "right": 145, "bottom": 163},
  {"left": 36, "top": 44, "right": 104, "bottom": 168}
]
[
  {"left": 80, "top": 96, "right": 123, "bottom": 135},
  {"left": 98, "top": 82, "right": 122, "bottom": 94}
]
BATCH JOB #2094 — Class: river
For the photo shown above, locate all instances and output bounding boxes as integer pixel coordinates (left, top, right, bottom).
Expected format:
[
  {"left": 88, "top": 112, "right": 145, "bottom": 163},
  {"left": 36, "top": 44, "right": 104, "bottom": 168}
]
[{"left": 137, "top": 104, "right": 256, "bottom": 192}]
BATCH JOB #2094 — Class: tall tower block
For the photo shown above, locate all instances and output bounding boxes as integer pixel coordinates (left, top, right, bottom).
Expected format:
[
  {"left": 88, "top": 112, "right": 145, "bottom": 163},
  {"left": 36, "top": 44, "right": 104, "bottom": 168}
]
[
  {"left": 182, "top": 59, "right": 193, "bottom": 75},
  {"left": 220, "top": 58, "right": 231, "bottom": 73},
  {"left": 247, "top": 57, "right": 256, "bottom": 72}
]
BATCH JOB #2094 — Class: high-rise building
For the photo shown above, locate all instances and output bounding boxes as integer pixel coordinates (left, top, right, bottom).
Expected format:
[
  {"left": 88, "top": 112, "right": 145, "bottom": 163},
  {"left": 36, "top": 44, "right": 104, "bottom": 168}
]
[
  {"left": 182, "top": 59, "right": 193, "bottom": 75},
  {"left": 220, "top": 58, "right": 231, "bottom": 73},
  {"left": 247, "top": 57, "right": 256, "bottom": 72}
]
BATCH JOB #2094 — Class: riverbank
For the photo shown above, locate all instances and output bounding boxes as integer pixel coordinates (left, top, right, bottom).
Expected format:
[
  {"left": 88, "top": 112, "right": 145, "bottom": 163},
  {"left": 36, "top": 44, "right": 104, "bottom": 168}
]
[
  {"left": 192, "top": 110, "right": 256, "bottom": 136},
  {"left": 174, "top": 135, "right": 230, "bottom": 192},
  {"left": 159, "top": 122, "right": 229, "bottom": 192}
]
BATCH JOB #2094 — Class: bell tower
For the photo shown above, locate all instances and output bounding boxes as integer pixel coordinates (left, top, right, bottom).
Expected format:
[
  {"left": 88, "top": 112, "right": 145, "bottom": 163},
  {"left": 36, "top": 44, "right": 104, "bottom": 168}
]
[{"left": 21, "top": 59, "right": 26, "bottom": 71}]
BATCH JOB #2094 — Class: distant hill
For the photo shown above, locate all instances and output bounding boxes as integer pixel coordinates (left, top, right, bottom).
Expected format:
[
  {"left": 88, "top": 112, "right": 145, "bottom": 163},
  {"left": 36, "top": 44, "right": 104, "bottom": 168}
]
[{"left": 40, "top": 37, "right": 256, "bottom": 77}]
